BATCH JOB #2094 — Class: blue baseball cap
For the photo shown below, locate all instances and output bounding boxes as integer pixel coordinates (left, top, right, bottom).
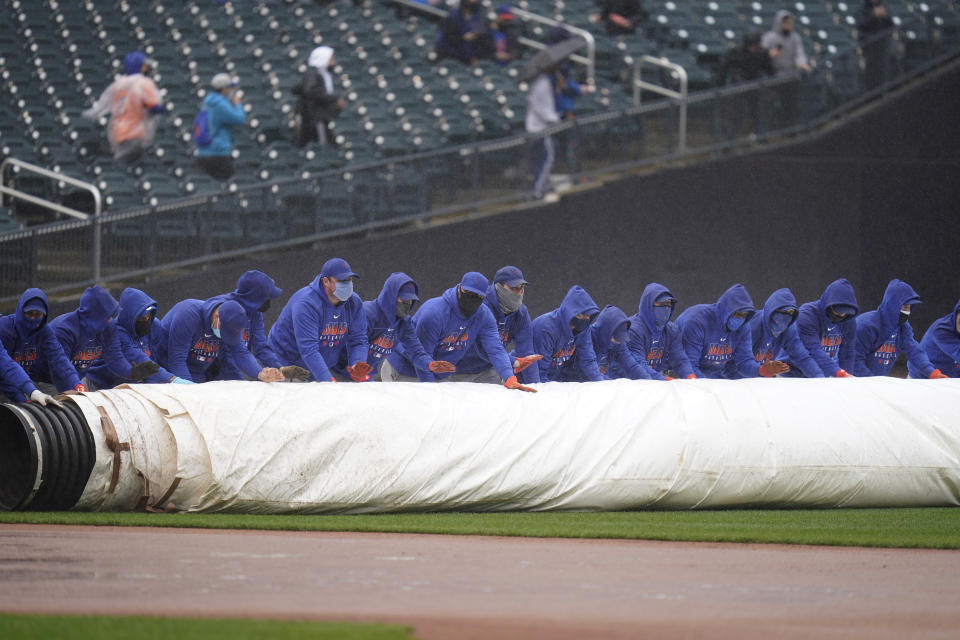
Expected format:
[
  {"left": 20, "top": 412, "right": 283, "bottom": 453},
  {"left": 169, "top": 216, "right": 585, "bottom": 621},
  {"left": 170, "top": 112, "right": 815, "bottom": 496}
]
[
  {"left": 493, "top": 265, "right": 527, "bottom": 287},
  {"left": 124, "top": 51, "right": 148, "bottom": 75},
  {"left": 830, "top": 304, "right": 857, "bottom": 316},
  {"left": 321, "top": 258, "right": 358, "bottom": 281},
  {"left": 398, "top": 282, "right": 419, "bottom": 301},
  {"left": 217, "top": 301, "right": 247, "bottom": 347},
  {"left": 22, "top": 298, "right": 46, "bottom": 313},
  {"left": 459, "top": 271, "right": 488, "bottom": 296}
]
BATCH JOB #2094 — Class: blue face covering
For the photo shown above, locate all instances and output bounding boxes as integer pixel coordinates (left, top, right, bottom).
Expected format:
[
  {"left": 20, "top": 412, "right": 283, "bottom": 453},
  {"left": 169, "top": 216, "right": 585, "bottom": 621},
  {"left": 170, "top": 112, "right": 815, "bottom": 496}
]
[
  {"left": 611, "top": 324, "right": 629, "bottom": 345},
  {"left": 212, "top": 326, "right": 221, "bottom": 339},
  {"left": 652, "top": 305, "right": 672, "bottom": 329},
  {"left": 769, "top": 310, "right": 793, "bottom": 338},
  {"left": 333, "top": 280, "right": 354, "bottom": 302},
  {"left": 23, "top": 315, "right": 44, "bottom": 331},
  {"left": 570, "top": 316, "right": 591, "bottom": 334},
  {"left": 726, "top": 315, "right": 746, "bottom": 332}
]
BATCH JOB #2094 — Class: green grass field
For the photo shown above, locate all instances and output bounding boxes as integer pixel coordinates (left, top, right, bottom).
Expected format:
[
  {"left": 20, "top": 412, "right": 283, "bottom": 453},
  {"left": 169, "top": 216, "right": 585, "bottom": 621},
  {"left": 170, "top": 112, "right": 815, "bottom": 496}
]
[
  {"left": 2, "top": 508, "right": 959, "bottom": 549},
  {"left": 0, "top": 614, "right": 415, "bottom": 640}
]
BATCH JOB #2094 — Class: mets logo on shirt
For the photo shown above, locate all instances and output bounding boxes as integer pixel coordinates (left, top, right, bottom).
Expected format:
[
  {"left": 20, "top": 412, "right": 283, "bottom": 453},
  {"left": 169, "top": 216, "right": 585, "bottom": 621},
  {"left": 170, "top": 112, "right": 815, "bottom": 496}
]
[
  {"left": 597, "top": 353, "right": 610, "bottom": 376},
  {"left": 551, "top": 341, "right": 576, "bottom": 367},
  {"left": 753, "top": 341, "right": 774, "bottom": 363},
  {"left": 240, "top": 327, "right": 250, "bottom": 348},
  {"left": 439, "top": 329, "right": 470, "bottom": 353},
  {"left": 704, "top": 342, "right": 733, "bottom": 363},
  {"left": 497, "top": 322, "right": 511, "bottom": 346},
  {"left": 646, "top": 344, "right": 663, "bottom": 368},
  {"left": 820, "top": 334, "right": 842, "bottom": 357},
  {"left": 872, "top": 335, "right": 898, "bottom": 366},
  {"left": 190, "top": 336, "right": 220, "bottom": 362},
  {"left": 13, "top": 347, "right": 38, "bottom": 372},
  {"left": 319, "top": 321, "right": 348, "bottom": 348},
  {"left": 369, "top": 329, "right": 396, "bottom": 359},
  {"left": 71, "top": 346, "right": 102, "bottom": 370}
]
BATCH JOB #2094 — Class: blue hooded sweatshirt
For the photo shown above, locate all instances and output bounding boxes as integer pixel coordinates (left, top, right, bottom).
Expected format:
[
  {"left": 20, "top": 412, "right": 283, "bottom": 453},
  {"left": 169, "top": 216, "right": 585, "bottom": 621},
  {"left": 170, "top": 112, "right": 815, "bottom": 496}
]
[
  {"left": 571, "top": 305, "right": 649, "bottom": 381},
  {"left": 0, "top": 288, "right": 80, "bottom": 399},
  {"left": 455, "top": 283, "right": 540, "bottom": 384},
  {"left": 914, "top": 298, "right": 960, "bottom": 378},
  {"left": 676, "top": 284, "right": 759, "bottom": 379},
  {"left": 0, "top": 343, "right": 33, "bottom": 400},
  {"left": 84, "top": 288, "right": 178, "bottom": 388},
  {"left": 854, "top": 279, "right": 934, "bottom": 377},
  {"left": 725, "top": 288, "right": 824, "bottom": 379},
  {"left": 206, "top": 270, "right": 284, "bottom": 380},
  {"left": 47, "top": 286, "right": 130, "bottom": 384},
  {"left": 337, "top": 272, "right": 433, "bottom": 379},
  {"left": 158, "top": 298, "right": 260, "bottom": 382},
  {"left": 386, "top": 285, "right": 514, "bottom": 382},
  {"left": 196, "top": 90, "right": 246, "bottom": 157},
  {"left": 267, "top": 275, "right": 368, "bottom": 382},
  {"left": 531, "top": 285, "right": 602, "bottom": 382},
  {"left": 625, "top": 283, "right": 693, "bottom": 380},
  {"left": 783, "top": 278, "right": 859, "bottom": 377}
]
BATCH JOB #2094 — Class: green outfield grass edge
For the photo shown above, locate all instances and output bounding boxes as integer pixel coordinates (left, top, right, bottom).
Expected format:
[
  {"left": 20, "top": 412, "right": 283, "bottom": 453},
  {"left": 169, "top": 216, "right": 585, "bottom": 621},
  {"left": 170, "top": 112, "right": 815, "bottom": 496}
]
[
  {"left": 0, "top": 613, "right": 416, "bottom": 640},
  {"left": 2, "top": 508, "right": 960, "bottom": 549}
]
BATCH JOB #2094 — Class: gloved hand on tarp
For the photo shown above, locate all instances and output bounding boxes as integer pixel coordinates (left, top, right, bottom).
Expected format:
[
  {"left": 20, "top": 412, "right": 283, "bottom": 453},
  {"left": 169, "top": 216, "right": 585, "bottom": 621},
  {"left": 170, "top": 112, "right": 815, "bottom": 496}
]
[
  {"left": 930, "top": 369, "right": 949, "bottom": 379},
  {"left": 758, "top": 360, "right": 790, "bottom": 377},
  {"left": 504, "top": 375, "right": 536, "bottom": 393},
  {"left": 428, "top": 361, "right": 456, "bottom": 373},
  {"left": 74, "top": 383, "right": 87, "bottom": 392},
  {"left": 835, "top": 369, "right": 854, "bottom": 378},
  {"left": 258, "top": 367, "right": 285, "bottom": 382},
  {"left": 129, "top": 360, "right": 160, "bottom": 381},
  {"left": 512, "top": 354, "right": 543, "bottom": 374},
  {"left": 170, "top": 377, "right": 194, "bottom": 385},
  {"left": 30, "top": 389, "right": 63, "bottom": 408},
  {"left": 280, "top": 365, "right": 311, "bottom": 382},
  {"left": 346, "top": 361, "right": 373, "bottom": 382}
]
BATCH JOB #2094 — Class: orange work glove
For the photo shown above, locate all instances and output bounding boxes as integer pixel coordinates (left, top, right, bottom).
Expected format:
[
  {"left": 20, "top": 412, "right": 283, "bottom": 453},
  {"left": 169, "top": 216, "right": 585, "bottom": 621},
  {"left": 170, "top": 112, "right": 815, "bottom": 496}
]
[
  {"left": 428, "top": 360, "right": 457, "bottom": 373},
  {"left": 346, "top": 361, "right": 372, "bottom": 382},
  {"left": 663, "top": 376, "right": 674, "bottom": 381},
  {"left": 503, "top": 375, "right": 536, "bottom": 393},
  {"left": 929, "top": 369, "right": 949, "bottom": 379},
  {"left": 758, "top": 360, "right": 790, "bottom": 378},
  {"left": 74, "top": 383, "right": 87, "bottom": 392},
  {"left": 835, "top": 369, "right": 853, "bottom": 378},
  {"left": 512, "top": 354, "right": 543, "bottom": 373},
  {"left": 685, "top": 373, "right": 697, "bottom": 379}
]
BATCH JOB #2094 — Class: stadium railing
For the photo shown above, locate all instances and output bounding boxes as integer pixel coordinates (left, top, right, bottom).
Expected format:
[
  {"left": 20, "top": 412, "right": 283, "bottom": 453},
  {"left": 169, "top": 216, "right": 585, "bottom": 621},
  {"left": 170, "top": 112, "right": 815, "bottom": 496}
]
[{"left": 0, "top": 16, "right": 956, "bottom": 305}]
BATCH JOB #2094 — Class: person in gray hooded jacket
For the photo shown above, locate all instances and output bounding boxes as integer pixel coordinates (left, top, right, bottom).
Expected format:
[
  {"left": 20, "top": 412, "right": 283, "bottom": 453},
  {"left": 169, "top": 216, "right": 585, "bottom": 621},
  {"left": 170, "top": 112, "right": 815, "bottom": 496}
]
[{"left": 762, "top": 10, "right": 810, "bottom": 77}]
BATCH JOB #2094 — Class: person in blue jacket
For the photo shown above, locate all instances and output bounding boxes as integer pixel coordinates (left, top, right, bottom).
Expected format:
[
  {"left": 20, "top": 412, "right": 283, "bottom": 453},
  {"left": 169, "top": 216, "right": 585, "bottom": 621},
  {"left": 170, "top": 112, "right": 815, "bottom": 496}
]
[
  {"left": 383, "top": 271, "right": 536, "bottom": 392},
  {"left": 195, "top": 72, "right": 247, "bottom": 181},
  {"left": 782, "top": 278, "right": 859, "bottom": 377},
  {"left": 0, "top": 288, "right": 84, "bottom": 401},
  {"left": 159, "top": 298, "right": 283, "bottom": 383},
  {"left": 336, "top": 272, "right": 455, "bottom": 381},
  {"left": 676, "top": 284, "right": 771, "bottom": 379},
  {"left": 0, "top": 343, "right": 62, "bottom": 406},
  {"left": 532, "top": 285, "right": 602, "bottom": 382},
  {"left": 267, "top": 258, "right": 371, "bottom": 382},
  {"left": 206, "top": 270, "right": 289, "bottom": 381},
  {"left": 854, "top": 279, "right": 947, "bottom": 378},
  {"left": 571, "top": 305, "right": 650, "bottom": 381},
  {"left": 452, "top": 266, "right": 542, "bottom": 384},
  {"left": 725, "top": 287, "right": 820, "bottom": 379},
  {"left": 46, "top": 286, "right": 158, "bottom": 390},
  {"left": 913, "top": 298, "right": 960, "bottom": 378},
  {"left": 84, "top": 288, "right": 192, "bottom": 389},
  {"left": 625, "top": 283, "right": 696, "bottom": 380}
]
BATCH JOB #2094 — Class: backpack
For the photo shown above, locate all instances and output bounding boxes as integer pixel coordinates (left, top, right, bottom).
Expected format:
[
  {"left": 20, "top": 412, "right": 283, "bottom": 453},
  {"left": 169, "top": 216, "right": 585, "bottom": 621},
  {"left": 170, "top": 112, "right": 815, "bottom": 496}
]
[{"left": 192, "top": 109, "right": 213, "bottom": 147}]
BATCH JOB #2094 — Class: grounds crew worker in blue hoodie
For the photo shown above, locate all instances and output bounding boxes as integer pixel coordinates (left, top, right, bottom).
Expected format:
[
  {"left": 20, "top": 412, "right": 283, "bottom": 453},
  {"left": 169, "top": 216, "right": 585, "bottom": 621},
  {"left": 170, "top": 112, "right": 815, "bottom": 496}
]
[
  {"left": 0, "top": 288, "right": 83, "bottom": 402},
  {"left": 383, "top": 272, "right": 536, "bottom": 392},
  {"left": 913, "top": 297, "right": 960, "bottom": 378},
  {"left": 532, "top": 285, "right": 602, "bottom": 382},
  {"left": 159, "top": 298, "right": 283, "bottom": 383},
  {"left": 676, "top": 284, "right": 785, "bottom": 379},
  {"left": 782, "top": 278, "right": 859, "bottom": 377},
  {"left": 47, "top": 286, "right": 159, "bottom": 390},
  {"left": 724, "top": 287, "right": 822, "bottom": 379},
  {"left": 84, "top": 288, "right": 192, "bottom": 389},
  {"left": 451, "top": 266, "right": 542, "bottom": 384},
  {"left": 195, "top": 73, "right": 247, "bottom": 181},
  {"left": 854, "top": 278, "right": 947, "bottom": 378},
  {"left": 577, "top": 305, "right": 651, "bottom": 381},
  {"left": 337, "top": 272, "right": 455, "bottom": 381},
  {"left": 267, "top": 258, "right": 371, "bottom": 382},
  {"left": 626, "top": 283, "right": 696, "bottom": 380}
]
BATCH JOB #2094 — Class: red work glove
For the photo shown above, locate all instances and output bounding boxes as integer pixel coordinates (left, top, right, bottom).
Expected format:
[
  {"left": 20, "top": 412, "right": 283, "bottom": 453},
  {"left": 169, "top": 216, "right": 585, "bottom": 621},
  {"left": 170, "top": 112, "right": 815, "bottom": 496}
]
[
  {"left": 835, "top": 369, "right": 853, "bottom": 378},
  {"left": 74, "top": 383, "right": 87, "bottom": 392},
  {"left": 346, "top": 361, "right": 372, "bottom": 382},
  {"left": 929, "top": 369, "right": 949, "bottom": 379},
  {"left": 428, "top": 360, "right": 457, "bottom": 373},
  {"left": 663, "top": 376, "right": 674, "bottom": 381},
  {"left": 758, "top": 360, "right": 790, "bottom": 378},
  {"left": 330, "top": 377, "right": 337, "bottom": 382},
  {"left": 512, "top": 354, "right": 543, "bottom": 373},
  {"left": 686, "top": 373, "right": 697, "bottom": 379},
  {"left": 503, "top": 375, "right": 536, "bottom": 393}
]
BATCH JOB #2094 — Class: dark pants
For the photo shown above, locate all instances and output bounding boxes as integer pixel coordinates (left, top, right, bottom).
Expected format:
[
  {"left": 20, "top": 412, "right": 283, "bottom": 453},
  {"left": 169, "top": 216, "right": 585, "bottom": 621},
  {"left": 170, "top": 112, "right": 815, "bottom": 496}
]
[
  {"left": 114, "top": 138, "right": 145, "bottom": 164},
  {"left": 862, "top": 38, "right": 891, "bottom": 91},
  {"left": 196, "top": 156, "right": 236, "bottom": 181}
]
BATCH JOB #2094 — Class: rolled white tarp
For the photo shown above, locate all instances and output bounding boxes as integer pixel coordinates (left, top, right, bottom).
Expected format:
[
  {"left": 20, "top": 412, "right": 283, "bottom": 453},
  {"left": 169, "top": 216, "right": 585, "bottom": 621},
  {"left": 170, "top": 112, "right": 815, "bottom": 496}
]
[{"left": 55, "top": 377, "right": 960, "bottom": 513}]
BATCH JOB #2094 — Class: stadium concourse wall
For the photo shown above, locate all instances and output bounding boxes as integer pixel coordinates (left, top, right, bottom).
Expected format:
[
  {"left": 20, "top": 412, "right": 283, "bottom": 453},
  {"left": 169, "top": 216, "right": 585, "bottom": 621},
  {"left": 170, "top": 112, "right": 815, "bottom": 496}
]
[{"left": 67, "top": 61, "right": 960, "bottom": 339}]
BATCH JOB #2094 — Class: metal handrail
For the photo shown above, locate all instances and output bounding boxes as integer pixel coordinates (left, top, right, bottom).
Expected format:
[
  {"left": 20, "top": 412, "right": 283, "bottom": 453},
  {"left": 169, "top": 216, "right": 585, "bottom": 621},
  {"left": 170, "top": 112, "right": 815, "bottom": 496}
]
[
  {"left": 0, "top": 157, "right": 103, "bottom": 282},
  {"left": 633, "top": 55, "right": 688, "bottom": 152}
]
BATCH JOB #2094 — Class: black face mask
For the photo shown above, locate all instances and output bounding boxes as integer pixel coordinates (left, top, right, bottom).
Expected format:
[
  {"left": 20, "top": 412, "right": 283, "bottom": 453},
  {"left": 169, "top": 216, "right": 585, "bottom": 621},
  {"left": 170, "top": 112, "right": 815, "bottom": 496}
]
[
  {"left": 570, "top": 316, "right": 592, "bottom": 335},
  {"left": 134, "top": 319, "right": 152, "bottom": 337},
  {"left": 826, "top": 308, "right": 850, "bottom": 324},
  {"left": 898, "top": 312, "right": 910, "bottom": 325},
  {"left": 259, "top": 300, "right": 271, "bottom": 313},
  {"left": 457, "top": 289, "right": 484, "bottom": 318},
  {"left": 396, "top": 300, "right": 415, "bottom": 319}
]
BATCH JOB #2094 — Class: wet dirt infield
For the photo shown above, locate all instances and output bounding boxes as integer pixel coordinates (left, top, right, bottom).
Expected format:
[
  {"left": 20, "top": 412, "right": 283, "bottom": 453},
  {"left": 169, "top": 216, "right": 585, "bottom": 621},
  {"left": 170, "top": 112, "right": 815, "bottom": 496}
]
[{"left": 1, "top": 524, "right": 959, "bottom": 639}]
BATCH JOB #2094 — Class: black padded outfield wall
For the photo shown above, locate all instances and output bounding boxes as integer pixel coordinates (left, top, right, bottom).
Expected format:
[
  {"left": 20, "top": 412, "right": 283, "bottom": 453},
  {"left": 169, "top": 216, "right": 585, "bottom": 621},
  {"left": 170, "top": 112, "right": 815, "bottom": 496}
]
[{"left": 57, "top": 63, "right": 960, "bottom": 341}]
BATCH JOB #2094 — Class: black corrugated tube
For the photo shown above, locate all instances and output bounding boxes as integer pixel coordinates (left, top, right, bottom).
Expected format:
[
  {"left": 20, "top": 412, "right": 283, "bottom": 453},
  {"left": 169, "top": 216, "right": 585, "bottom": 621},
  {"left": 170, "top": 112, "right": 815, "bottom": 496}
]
[{"left": 0, "top": 400, "right": 95, "bottom": 511}]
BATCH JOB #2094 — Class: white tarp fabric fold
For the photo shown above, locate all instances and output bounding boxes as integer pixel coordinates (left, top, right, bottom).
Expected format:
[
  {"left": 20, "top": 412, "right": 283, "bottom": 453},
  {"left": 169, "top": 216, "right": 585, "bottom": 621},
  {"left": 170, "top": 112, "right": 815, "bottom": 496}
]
[{"left": 72, "top": 378, "right": 960, "bottom": 513}]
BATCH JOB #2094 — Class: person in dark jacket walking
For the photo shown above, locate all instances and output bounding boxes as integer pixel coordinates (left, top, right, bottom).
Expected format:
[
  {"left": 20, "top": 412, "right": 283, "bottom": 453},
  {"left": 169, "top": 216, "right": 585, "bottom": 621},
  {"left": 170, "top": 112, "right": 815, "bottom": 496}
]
[
  {"left": 854, "top": 279, "right": 947, "bottom": 378},
  {"left": 532, "top": 285, "right": 602, "bottom": 382},
  {"left": 857, "top": 0, "right": 895, "bottom": 90},
  {"left": 913, "top": 298, "right": 960, "bottom": 378},
  {"left": 781, "top": 278, "right": 859, "bottom": 377},
  {"left": 625, "top": 283, "right": 695, "bottom": 380},
  {"left": 293, "top": 46, "right": 345, "bottom": 147}
]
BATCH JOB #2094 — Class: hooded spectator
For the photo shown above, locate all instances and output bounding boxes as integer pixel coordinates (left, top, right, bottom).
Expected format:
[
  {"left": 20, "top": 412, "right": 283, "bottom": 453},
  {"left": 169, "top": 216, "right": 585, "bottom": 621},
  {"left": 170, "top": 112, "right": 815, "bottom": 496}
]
[
  {"left": 625, "top": 283, "right": 695, "bottom": 380},
  {"left": 762, "top": 10, "right": 810, "bottom": 76},
  {"left": 196, "top": 73, "right": 246, "bottom": 181},
  {"left": 532, "top": 285, "right": 602, "bottom": 382},
  {"left": 782, "top": 278, "right": 859, "bottom": 377},
  {"left": 293, "top": 46, "right": 345, "bottom": 147},
  {"left": 914, "top": 298, "right": 960, "bottom": 378}
]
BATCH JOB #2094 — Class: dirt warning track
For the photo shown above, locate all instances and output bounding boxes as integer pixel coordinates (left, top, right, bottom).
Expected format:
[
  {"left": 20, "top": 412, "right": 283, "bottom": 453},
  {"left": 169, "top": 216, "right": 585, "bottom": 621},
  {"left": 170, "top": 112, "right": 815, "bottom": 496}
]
[{"left": 1, "top": 524, "right": 958, "bottom": 639}]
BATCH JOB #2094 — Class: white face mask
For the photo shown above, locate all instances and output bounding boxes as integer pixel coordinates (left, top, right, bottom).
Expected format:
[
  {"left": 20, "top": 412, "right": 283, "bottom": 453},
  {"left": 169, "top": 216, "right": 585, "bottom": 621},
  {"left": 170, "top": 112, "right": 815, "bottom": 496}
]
[{"left": 333, "top": 280, "right": 354, "bottom": 302}]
